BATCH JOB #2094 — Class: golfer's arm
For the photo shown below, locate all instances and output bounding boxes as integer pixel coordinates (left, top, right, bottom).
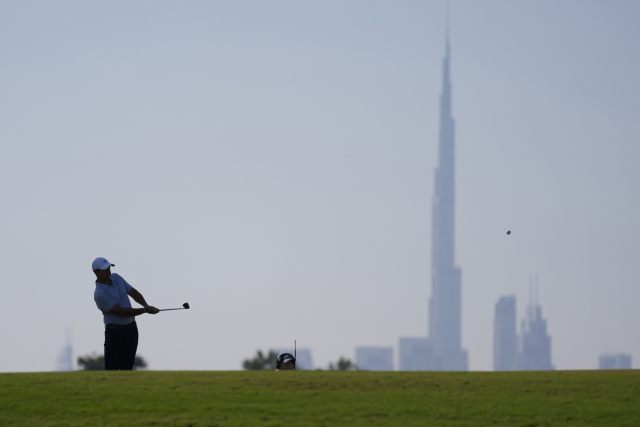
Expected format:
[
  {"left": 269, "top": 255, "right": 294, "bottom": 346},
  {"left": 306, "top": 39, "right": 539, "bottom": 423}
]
[
  {"left": 109, "top": 302, "right": 145, "bottom": 317},
  {"left": 127, "top": 287, "right": 149, "bottom": 308}
]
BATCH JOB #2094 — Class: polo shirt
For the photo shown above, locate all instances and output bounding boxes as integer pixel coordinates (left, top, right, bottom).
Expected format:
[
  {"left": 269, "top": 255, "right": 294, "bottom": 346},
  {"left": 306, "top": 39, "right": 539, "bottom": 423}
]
[{"left": 94, "top": 273, "right": 134, "bottom": 325}]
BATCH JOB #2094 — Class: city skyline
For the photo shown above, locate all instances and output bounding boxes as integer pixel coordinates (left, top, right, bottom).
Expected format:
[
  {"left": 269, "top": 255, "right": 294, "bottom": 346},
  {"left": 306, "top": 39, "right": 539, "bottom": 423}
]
[{"left": 493, "top": 277, "right": 556, "bottom": 372}]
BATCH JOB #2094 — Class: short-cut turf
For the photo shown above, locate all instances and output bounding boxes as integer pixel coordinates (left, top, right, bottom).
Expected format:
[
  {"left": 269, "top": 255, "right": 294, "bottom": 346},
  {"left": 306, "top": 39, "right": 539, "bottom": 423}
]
[{"left": 1, "top": 370, "right": 638, "bottom": 426}]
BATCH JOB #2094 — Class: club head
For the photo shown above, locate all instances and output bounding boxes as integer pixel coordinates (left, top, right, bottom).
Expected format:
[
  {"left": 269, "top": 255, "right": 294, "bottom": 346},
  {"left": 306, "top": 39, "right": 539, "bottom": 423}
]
[{"left": 183, "top": 302, "right": 190, "bottom": 309}]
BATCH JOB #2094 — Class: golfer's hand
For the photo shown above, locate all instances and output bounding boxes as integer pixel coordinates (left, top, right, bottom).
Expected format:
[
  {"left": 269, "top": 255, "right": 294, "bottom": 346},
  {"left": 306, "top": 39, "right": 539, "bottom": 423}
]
[{"left": 146, "top": 306, "right": 159, "bottom": 314}]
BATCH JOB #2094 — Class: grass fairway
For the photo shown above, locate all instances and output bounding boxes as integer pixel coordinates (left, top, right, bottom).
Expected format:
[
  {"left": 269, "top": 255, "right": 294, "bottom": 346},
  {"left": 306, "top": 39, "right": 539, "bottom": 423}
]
[{"left": 1, "top": 370, "right": 638, "bottom": 426}]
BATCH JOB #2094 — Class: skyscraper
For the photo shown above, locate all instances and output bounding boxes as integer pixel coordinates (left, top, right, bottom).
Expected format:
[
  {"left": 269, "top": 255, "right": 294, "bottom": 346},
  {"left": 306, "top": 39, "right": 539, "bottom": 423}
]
[
  {"left": 514, "top": 276, "right": 555, "bottom": 370},
  {"left": 56, "top": 328, "right": 74, "bottom": 372},
  {"left": 427, "top": 32, "right": 468, "bottom": 371},
  {"left": 494, "top": 296, "right": 517, "bottom": 371}
]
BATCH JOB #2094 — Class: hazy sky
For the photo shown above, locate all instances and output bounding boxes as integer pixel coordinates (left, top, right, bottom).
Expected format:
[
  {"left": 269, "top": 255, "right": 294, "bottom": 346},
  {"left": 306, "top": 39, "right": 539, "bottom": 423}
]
[{"left": 1, "top": 0, "right": 639, "bottom": 372}]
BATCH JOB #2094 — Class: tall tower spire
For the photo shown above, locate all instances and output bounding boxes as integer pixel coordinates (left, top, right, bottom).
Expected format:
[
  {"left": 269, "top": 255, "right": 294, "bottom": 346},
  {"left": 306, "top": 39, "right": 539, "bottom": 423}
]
[
  {"left": 445, "top": 1, "right": 451, "bottom": 56},
  {"left": 428, "top": 26, "right": 468, "bottom": 371}
]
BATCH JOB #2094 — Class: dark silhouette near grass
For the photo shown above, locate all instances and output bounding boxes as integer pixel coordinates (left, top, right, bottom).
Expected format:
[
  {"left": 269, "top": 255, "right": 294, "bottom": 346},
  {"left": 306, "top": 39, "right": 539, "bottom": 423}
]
[
  {"left": 242, "top": 350, "right": 278, "bottom": 370},
  {"left": 328, "top": 357, "right": 357, "bottom": 371}
]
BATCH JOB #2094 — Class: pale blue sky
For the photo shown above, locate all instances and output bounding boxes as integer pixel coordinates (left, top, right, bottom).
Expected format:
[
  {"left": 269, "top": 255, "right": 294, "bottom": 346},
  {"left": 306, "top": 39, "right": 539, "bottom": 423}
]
[{"left": 1, "top": 0, "right": 639, "bottom": 371}]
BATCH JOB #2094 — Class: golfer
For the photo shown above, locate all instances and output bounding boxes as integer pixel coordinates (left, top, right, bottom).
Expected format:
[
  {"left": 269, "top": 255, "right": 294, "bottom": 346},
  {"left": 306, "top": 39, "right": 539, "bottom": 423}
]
[
  {"left": 276, "top": 353, "right": 296, "bottom": 370},
  {"left": 92, "top": 257, "right": 159, "bottom": 370}
]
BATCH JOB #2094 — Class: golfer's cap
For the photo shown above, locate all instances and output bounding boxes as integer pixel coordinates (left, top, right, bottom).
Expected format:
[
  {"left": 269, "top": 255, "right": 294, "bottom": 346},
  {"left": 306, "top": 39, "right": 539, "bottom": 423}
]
[
  {"left": 92, "top": 257, "right": 114, "bottom": 271},
  {"left": 281, "top": 355, "right": 294, "bottom": 364}
]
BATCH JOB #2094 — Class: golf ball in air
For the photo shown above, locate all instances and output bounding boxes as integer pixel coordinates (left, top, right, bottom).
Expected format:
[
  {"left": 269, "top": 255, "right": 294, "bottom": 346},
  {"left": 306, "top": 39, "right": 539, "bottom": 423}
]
[{"left": 506, "top": 230, "right": 511, "bottom": 235}]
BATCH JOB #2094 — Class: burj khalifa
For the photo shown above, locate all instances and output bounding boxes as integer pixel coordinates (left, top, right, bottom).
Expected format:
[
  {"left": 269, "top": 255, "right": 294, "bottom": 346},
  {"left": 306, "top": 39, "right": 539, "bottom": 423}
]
[{"left": 428, "top": 34, "right": 468, "bottom": 371}]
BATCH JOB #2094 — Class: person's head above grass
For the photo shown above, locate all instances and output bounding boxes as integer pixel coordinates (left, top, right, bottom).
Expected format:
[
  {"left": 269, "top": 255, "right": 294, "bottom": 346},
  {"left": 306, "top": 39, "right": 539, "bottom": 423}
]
[{"left": 276, "top": 353, "right": 295, "bottom": 370}]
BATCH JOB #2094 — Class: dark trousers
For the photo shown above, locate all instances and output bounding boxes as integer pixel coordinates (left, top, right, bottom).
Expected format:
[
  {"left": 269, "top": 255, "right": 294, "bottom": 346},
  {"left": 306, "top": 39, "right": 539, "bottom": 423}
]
[{"left": 104, "top": 322, "right": 139, "bottom": 370}]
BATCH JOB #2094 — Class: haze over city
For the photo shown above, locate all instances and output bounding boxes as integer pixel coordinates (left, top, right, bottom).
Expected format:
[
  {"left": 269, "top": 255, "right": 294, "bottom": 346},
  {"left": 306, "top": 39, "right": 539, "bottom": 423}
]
[{"left": 1, "top": 0, "right": 639, "bottom": 372}]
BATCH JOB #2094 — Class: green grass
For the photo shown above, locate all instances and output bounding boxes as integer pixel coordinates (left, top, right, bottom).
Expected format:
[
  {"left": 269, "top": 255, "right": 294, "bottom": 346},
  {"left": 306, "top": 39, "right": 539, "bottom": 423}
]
[{"left": 0, "top": 370, "right": 638, "bottom": 426}]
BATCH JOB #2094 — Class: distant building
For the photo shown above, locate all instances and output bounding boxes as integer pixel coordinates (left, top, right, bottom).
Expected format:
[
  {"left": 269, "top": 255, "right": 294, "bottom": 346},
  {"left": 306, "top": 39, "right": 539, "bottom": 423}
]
[
  {"left": 56, "top": 328, "right": 74, "bottom": 371},
  {"left": 426, "top": 20, "right": 468, "bottom": 372},
  {"left": 393, "top": 22, "right": 468, "bottom": 372},
  {"left": 514, "top": 276, "right": 555, "bottom": 371},
  {"left": 494, "top": 296, "right": 517, "bottom": 371},
  {"left": 277, "top": 348, "right": 313, "bottom": 370},
  {"left": 515, "top": 304, "right": 555, "bottom": 370},
  {"left": 398, "top": 338, "right": 433, "bottom": 371},
  {"left": 599, "top": 353, "right": 632, "bottom": 369},
  {"left": 356, "top": 347, "right": 394, "bottom": 371}
]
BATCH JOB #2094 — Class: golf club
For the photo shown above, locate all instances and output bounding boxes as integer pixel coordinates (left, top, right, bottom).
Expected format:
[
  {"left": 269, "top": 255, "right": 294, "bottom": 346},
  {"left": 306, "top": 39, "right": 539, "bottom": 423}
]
[{"left": 158, "top": 302, "right": 190, "bottom": 312}]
